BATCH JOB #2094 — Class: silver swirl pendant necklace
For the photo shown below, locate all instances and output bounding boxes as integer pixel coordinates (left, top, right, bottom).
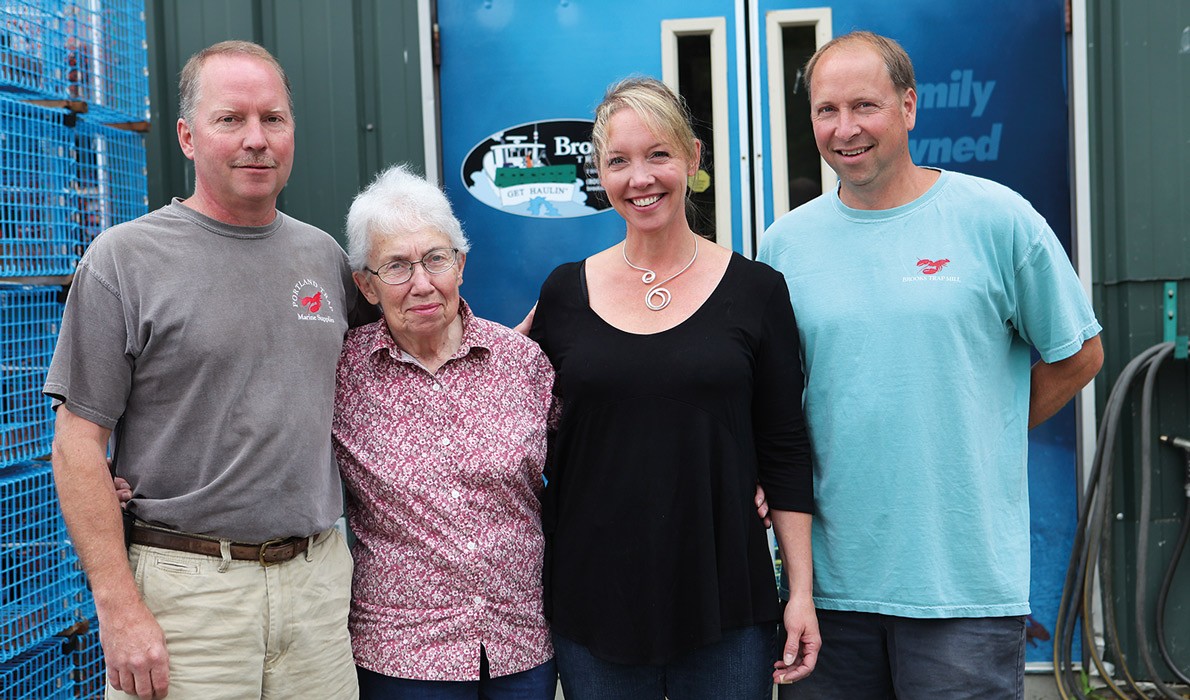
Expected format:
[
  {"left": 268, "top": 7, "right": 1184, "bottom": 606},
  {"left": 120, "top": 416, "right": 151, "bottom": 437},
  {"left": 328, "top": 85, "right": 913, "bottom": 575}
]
[{"left": 621, "top": 233, "right": 699, "bottom": 311}]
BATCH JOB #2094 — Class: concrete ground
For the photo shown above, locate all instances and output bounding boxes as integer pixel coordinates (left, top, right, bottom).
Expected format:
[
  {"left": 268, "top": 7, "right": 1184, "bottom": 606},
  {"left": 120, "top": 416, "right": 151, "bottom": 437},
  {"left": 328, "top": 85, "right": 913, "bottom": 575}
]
[
  {"left": 549, "top": 671, "right": 1067, "bottom": 698},
  {"left": 1024, "top": 672, "right": 1066, "bottom": 700}
]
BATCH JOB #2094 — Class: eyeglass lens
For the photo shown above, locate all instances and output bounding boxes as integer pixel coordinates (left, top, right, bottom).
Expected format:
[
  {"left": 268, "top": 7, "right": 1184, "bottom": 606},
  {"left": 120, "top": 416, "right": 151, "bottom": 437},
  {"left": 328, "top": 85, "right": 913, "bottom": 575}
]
[{"left": 376, "top": 248, "right": 456, "bottom": 283}]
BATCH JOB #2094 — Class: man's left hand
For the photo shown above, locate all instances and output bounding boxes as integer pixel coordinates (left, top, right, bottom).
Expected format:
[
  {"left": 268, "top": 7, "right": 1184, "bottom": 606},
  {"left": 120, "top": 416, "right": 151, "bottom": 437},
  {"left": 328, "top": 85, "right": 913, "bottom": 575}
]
[{"left": 773, "top": 593, "right": 820, "bottom": 684}]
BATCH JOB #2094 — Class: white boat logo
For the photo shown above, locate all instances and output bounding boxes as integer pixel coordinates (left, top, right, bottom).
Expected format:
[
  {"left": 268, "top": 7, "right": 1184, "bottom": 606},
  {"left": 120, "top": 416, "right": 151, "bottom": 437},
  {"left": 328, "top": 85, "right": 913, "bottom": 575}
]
[{"left": 460, "top": 119, "right": 612, "bottom": 219}]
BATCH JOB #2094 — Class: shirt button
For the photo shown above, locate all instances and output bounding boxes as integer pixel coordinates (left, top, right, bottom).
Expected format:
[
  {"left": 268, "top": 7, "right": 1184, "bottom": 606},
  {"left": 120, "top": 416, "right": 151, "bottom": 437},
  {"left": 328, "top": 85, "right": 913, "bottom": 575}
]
[
  {"left": 466, "top": 542, "right": 477, "bottom": 551},
  {"left": 432, "top": 383, "right": 442, "bottom": 391},
  {"left": 473, "top": 596, "right": 483, "bottom": 606},
  {"left": 440, "top": 436, "right": 451, "bottom": 447},
  {"left": 451, "top": 489, "right": 461, "bottom": 499}
]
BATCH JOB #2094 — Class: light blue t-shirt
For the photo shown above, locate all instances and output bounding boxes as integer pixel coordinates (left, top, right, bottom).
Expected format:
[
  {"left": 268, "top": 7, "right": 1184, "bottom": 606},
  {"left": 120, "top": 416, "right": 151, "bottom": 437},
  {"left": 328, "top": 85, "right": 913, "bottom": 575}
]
[{"left": 758, "top": 170, "right": 1100, "bottom": 618}]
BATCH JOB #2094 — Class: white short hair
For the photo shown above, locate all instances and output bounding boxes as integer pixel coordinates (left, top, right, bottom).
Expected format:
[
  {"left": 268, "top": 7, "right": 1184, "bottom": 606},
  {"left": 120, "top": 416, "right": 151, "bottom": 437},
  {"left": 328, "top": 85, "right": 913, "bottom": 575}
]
[{"left": 344, "top": 164, "right": 470, "bottom": 270}]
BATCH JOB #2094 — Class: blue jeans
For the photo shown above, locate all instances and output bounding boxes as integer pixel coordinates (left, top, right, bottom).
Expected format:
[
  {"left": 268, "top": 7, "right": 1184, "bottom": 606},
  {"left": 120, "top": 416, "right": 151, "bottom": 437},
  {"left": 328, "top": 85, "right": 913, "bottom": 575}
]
[
  {"left": 778, "top": 610, "right": 1025, "bottom": 700},
  {"left": 553, "top": 623, "right": 778, "bottom": 700},
  {"left": 357, "top": 653, "right": 556, "bottom": 700}
]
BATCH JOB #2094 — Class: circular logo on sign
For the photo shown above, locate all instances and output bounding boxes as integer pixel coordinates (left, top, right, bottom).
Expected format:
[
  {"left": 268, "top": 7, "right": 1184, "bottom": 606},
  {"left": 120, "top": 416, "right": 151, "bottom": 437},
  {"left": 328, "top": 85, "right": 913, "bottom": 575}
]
[{"left": 460, "top": 119, "right": 613, "bottom": 218}]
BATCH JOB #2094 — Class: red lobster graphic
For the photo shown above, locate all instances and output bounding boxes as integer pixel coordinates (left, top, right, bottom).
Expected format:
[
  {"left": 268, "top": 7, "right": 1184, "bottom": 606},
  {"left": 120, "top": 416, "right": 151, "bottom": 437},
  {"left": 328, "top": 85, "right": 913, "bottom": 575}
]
[
  {"left": 916, "top": 258, "right": 950, "bottom": 275},
  {"left": 301, "top": 291, "right": 322, "bottom": 313}
]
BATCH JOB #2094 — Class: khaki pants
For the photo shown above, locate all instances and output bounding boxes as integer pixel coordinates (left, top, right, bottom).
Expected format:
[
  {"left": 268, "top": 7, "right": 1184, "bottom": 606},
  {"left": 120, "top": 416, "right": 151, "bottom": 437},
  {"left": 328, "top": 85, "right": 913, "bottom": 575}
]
[{"left": 108, "top": 528, "right": 358, "bottom": 700}]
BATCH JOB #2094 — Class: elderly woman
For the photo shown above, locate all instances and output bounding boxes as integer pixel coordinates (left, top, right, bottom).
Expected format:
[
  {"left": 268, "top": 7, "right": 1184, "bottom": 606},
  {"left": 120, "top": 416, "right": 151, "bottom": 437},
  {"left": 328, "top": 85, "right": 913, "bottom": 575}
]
[
  {"left": 529, "top": 77, "right": 817, "bottom": 699},
  {"left": 333, "top": 164, "right": 557, "bottom": 699}
]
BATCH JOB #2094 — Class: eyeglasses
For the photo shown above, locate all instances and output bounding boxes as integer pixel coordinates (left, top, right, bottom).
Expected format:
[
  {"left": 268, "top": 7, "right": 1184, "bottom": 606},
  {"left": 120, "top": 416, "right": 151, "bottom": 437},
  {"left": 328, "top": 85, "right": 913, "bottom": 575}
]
[{"left": 365, "top": 248, "right": 459, "bottom": 285}]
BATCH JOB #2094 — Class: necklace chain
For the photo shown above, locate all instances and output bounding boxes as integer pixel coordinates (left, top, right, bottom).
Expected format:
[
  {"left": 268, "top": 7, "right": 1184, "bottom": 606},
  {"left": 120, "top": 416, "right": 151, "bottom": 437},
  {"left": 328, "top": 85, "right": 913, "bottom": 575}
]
[{"left": 621, "top": 234, "right": 699, "bottom": 311}]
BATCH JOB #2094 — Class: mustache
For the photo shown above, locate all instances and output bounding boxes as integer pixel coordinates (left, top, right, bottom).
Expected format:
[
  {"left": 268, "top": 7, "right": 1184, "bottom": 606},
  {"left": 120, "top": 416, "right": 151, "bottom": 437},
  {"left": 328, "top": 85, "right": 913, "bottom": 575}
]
[{"left": 231, "top": 158, "right": 278, "bottom": 168}]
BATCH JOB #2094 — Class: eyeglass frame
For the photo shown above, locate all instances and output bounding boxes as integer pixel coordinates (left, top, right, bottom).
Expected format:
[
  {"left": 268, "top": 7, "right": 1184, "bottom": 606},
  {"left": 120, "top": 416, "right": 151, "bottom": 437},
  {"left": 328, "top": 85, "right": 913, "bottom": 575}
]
[{"left": 363, "top": 247, "right": 460, "bottom": 285}]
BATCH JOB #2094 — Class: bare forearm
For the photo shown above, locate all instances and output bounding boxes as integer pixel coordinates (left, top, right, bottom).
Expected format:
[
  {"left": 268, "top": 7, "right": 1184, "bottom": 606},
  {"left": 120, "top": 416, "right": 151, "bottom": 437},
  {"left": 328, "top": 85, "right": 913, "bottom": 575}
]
[
  {"left": 771, "top": 510, "right": 813, "bottom": 600},
  {"left": 50, "top": 409, "right": 138, "bottom": 612},
  {"left": 1028, "top": 334, "right": 1103, "bottom": 429},
  {"left": 771, "top": 509, "right": 819, "bottom": 683}
]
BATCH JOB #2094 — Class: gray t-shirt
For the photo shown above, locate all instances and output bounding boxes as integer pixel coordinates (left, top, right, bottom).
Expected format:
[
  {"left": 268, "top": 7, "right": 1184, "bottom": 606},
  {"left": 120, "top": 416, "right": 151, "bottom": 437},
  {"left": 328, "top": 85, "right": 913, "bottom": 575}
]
[{"left": 45, "top": 200, "right": 358, "bottom": 542}]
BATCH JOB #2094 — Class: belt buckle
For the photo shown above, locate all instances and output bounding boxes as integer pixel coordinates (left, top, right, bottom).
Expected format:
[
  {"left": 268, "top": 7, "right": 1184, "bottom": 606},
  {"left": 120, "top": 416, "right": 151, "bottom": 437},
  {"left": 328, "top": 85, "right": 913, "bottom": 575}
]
[{"left": 257, "top": 538, "right": 288, "bottom": 567}]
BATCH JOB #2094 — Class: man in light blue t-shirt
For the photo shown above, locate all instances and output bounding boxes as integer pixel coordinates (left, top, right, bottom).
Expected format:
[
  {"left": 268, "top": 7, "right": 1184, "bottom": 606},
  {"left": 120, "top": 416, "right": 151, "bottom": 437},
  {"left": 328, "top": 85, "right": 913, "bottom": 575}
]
[{"left": 758, "top": 31, "right": 1103, "bottom": 698}]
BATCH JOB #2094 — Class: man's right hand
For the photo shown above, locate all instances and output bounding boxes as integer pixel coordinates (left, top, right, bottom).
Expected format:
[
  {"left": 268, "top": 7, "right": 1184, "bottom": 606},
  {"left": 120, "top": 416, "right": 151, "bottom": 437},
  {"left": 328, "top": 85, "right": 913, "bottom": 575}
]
[{"left": 99, "top": 600, "right": 171, "bottom": 699}]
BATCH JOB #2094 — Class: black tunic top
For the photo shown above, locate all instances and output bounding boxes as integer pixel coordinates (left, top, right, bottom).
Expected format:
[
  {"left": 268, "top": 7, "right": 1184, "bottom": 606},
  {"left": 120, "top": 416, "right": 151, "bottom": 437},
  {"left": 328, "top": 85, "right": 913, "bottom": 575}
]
[{"left": 530, "top": 252, "right": 812, "bottom": 665}]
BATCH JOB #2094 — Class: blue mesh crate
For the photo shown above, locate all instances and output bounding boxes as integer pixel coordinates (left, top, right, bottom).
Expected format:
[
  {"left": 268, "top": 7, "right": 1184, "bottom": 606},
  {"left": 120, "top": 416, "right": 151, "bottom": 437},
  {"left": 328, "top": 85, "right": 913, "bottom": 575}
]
[
  {"left": 62, "top": 0, "right": 147, "bottom": 124},
  {"left": 70, "top": 568, "right": 94, "bottom": 621},
  {"left": 0, "top": 94, "right": 77, "bottom": 276},
  {"left": 0, "top": 0, "right": 71, "bottom": 101},
  {"left": 0, "top": 285, "right": 60, "bottom": 468},
  {"left": 67, "top": 616, "right": 102, "bottom": 698},
  {"left": 72, "top": 115, "right": 146, "bottom": 250},
  {"left": 0, "top": 636, "right": 74, "bottom": 699},
  {"left": 0, "top": 462, "right": 83, "bottom": 663}
]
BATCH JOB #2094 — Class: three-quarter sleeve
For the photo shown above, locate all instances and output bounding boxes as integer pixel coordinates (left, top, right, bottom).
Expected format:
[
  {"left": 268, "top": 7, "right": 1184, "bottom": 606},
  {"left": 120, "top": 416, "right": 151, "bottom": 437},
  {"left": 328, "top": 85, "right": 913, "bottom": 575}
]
[{"left": 751, "top": 273, "right": 813, "bottom": 513}]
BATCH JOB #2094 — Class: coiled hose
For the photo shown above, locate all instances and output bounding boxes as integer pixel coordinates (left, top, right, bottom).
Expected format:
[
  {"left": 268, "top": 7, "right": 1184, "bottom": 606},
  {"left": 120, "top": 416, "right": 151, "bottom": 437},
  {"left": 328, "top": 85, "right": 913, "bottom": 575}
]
[{"left": 1053, "top": 341, "right": 1190, "bottom": 699}]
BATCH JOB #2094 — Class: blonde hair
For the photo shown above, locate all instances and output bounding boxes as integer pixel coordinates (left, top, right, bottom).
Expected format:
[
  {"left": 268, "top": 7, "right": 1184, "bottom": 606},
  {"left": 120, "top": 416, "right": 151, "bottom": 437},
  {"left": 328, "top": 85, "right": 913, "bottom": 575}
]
[{"left": 591, "top": 77, "right": 700, "bottom": 172}]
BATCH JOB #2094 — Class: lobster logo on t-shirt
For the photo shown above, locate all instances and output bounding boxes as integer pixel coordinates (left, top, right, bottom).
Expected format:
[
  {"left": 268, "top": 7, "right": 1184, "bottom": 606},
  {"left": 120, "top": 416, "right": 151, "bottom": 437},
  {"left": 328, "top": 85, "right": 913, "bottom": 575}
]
[
  {"left": 903, "top": 257, "right": 960, "bottom": 284},
  {"left": 292, "top": 280, "right": 335, "bottom": 324},
  {"left": 301, "top": 292, "right": 322, "bottom": 313},
  {"left": 916, "top": 258, "right": 951, "bottom": 275}
]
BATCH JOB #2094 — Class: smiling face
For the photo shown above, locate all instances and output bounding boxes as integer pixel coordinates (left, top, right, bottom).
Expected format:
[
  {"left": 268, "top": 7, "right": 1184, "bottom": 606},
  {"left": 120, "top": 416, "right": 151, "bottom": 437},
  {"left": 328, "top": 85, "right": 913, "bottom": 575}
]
[
  {"left": 809, "top": 44, "right": 918, "bottom": 207},
  {"left": 353, "top": 228, "right": 465, "bottom": 348},
  {"left": 177, "top": 53, "right": 295, "bottom": 226},
  {"left": 598, "top": 108, "right": 699, "bottom": 237}
]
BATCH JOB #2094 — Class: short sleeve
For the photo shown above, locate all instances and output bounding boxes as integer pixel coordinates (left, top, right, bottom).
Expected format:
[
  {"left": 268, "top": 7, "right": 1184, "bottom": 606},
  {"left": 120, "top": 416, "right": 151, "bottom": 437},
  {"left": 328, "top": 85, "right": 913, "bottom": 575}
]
[
  {"left": 43, "top": 257, "right": 134, "bottom": 428},
  {"left": 1011, "top": 223, "right": 1101, "bottom": 363}
]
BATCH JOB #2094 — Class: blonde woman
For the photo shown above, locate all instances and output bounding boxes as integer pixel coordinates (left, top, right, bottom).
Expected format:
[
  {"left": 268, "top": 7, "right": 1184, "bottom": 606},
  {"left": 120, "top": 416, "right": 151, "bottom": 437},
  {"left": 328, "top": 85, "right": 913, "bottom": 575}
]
[{"left": 530, "top": 77, "right": 818, "bottom": 699}]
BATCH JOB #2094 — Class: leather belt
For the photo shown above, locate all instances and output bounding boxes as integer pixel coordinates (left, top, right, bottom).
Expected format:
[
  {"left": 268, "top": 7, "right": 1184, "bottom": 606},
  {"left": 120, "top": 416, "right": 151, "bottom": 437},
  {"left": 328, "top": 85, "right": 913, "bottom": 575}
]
[{"left": 129, "top": 525, "right": 310, "bottom": 566}]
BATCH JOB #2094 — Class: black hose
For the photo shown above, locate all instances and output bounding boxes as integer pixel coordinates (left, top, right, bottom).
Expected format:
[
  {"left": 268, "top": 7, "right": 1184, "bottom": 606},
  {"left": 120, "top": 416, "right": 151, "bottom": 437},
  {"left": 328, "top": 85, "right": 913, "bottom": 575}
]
[
  {"left": 1155, "top": 448, "right": 1190, "bottom": 687},
  {"left": 1134, "top": 343, "right": 1183, "bottom": 699},
  {"left": 1055, "top": 343, "right": 1168, "bottom": 697},
  {"left": 1053, "top": 342, "right": 1187, "bottom": 699}
]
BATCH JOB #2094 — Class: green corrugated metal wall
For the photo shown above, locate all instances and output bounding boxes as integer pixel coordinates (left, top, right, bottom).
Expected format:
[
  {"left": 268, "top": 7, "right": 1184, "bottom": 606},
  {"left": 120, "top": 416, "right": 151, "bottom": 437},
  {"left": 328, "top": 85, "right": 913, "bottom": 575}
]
[
  {"left": 1088, "top": 0, "right": 1190, "bottom": 681},
  {"left": 144, "top": 0, "right": 427, "bottom": 246}
]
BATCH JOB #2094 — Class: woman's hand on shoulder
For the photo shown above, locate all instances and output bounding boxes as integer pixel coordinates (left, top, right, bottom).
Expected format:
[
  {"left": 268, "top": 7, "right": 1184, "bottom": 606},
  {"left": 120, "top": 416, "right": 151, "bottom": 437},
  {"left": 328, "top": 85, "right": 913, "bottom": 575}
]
[{"left": 513, "top": 303, "right": 537, "bottom": 336}]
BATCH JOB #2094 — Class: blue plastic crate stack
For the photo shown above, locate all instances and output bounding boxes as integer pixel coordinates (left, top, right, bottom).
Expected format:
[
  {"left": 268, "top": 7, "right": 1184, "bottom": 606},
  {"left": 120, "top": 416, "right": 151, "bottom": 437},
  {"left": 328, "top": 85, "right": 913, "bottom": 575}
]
[
  {"left": 0, "top": 99, "right": 75, "bottom": 276},
  {"left": 0, "top": 636, "right": 75, "bottom": 700},
  {"left": 0, "top": 286, "right": 59, "bottom": 465},
  {"left": 0, "top": 464, "right": 82, "bottom": 685},
  {"left": 60, "top": 612, "right": 103, "bottom": 699},
  {"left": 1, "top": 1, "right": 148, "bottom": 696},
  {"left": 1, "top": 0, "right": 149, "bottom": 123}
]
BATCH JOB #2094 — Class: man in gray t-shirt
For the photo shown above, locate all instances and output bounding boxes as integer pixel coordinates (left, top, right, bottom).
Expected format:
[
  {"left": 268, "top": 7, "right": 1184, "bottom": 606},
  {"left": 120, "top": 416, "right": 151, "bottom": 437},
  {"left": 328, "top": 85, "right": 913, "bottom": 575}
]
[{"left": 46, "top": 41, "right": 361, "bottom": 699}]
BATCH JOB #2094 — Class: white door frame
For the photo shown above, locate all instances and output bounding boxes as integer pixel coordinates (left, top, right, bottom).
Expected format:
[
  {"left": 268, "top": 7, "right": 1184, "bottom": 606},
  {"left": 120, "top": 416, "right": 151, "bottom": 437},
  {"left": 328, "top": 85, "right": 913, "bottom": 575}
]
[{"left": 661, "top": 16, "right": 733, "bottom": 250}]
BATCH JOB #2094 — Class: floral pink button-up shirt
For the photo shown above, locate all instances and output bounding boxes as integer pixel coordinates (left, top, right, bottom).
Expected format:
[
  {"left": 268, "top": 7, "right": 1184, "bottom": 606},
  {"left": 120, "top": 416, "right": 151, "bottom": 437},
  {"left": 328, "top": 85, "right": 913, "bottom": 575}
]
[{"left": 332, "top": 301, "right": 555, "bottom": 681}]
